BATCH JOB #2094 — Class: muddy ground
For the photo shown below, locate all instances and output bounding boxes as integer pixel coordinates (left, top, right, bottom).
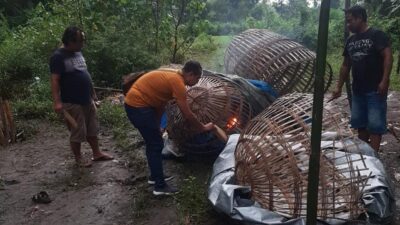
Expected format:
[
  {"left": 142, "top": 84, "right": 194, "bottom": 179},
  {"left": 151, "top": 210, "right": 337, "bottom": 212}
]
[
  {"left": 0, "top": 92, "right": 399, "bottom": 225},
  {"left": 0, "top": 121, "right": 234, "bottom": 225}
]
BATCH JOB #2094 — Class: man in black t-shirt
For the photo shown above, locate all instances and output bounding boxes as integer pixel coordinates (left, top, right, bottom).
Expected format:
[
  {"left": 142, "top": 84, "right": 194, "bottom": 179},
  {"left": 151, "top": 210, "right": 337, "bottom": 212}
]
[
  {"left": 50, "top": 26, "right": 113, "bottom": 167},
  {"left": 331, "top": 5, "right": 393, "bottom": 152}
]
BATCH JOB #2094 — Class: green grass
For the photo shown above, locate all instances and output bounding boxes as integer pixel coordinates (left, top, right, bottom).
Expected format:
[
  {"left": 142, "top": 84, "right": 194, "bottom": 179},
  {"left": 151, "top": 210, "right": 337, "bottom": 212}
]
[
  {"left": 175, "top": 175, "right": 211, "bottom": 225},
  {"left": 389, "top": 52, "right": 400, "bottom": 91},
  {"left": 326, "top": 49, "right": 343, "bottom": 78},
  {"left": 188, "top": 35, "right": 233, "bottom": 73},
  {"left": 97, "top": 101, "right": 137, "bottom": 151}
]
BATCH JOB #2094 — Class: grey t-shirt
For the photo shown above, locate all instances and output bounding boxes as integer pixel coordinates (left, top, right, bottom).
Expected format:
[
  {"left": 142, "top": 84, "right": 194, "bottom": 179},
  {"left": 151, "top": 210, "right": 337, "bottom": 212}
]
[
  {"left": 343, "top": 28, "right": 390, "bottom": 94},
  {"left": 50, "top": 48, "right": 93, "bottom": 105}
]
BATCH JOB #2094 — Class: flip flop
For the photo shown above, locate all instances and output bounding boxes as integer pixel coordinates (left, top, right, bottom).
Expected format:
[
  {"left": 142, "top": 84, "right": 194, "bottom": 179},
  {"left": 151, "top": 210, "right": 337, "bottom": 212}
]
[
  {"left": 92, "top": 154, "right": 114, "bottom": 161},
  {"left": 32, "top": 191, "right": 52, "bottom": 204}
]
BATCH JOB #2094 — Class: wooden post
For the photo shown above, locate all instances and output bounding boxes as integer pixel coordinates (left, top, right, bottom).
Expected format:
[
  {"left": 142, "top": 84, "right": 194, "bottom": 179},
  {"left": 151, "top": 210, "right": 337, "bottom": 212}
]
[
  {"left": 4, "top": 100, "right": 16, "bottom": 143},
  {"left": 0, "top": 98, "right": 16, "bottom": 146},
  {"left": 0, "top": 97, "right": 8, "bottom": 146},
  {"left": 0, "top": 119, "right": 6, "bottom": 146},
  {"left": 306, "top": 0, "right": 331, "bottom": 224}
]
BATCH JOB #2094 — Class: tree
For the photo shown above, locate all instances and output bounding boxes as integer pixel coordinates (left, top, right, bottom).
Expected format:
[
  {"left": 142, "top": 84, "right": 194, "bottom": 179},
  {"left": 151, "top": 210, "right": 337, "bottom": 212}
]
[
  {"left": 388, "top": 0, "right": 400, "bottom": 15},
  {"left": 206, "top": 0, "right": 257, "bottom": 22},
  {"left": 0, "top": 0, "right": 42, "bottom": 27},
  {"left": 149, "top": 0, "right": 165, "bottom": 53},
  {"left": 159, "top": 0, "right": 207, "bottom": 62},
  {"left": 387, "top": 0, "right": 400, "bottom": 74}
]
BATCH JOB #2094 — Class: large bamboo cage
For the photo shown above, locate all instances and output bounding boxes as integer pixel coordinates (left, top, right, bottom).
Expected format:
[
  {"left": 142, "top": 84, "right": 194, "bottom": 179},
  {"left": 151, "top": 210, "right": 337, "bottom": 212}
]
[
  {"left": 235, "top": 93, "right": 370, "bottom": 221},
  {"left": 224, "top": 29, "right": 333, "bottom": 96},
  {"left": 166, "top": 71, "right": 274, "bottom": 153}
]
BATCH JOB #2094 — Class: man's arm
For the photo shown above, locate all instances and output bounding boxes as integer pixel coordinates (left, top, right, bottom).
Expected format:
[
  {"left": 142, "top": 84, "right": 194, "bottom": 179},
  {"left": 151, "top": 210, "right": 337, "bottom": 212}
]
[
  {"left": 331, "top": 56, "right": 351, "bottom": 100},
  {"left": 50, "top": 74, "right": 63, "bottom": 113},
  {"left": 176, "top": 97, "right": 214, "bottom": 133},
  {"left": 377, "top": 47, "right": 393, "bottom": 95}
]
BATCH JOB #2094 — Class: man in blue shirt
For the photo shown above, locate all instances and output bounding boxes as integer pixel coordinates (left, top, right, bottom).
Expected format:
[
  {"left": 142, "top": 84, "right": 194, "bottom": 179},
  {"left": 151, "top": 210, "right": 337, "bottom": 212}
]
[{"left": 50, "top": 26, "right": 113, "bottom": 167}]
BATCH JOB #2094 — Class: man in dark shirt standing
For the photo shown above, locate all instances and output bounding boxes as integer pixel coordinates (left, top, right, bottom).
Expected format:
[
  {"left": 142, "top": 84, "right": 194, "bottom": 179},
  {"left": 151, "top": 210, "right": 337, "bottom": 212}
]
[
  {"left": 332, "top": 5, "right": 393, "bottom": 152},
  {"left": 50, "top": 26, "right": 113, "bottom": 167}
]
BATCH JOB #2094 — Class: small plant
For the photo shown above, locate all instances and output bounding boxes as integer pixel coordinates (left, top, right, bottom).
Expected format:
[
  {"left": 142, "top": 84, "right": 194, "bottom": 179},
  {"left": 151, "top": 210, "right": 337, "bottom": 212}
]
[
  {"left": 97, "top": 101, "right": 139, "bottom": 150},
  {"left": 132, "top": 191, "right": 150, "bottom": 218},
  {"left": 176, "top": 176, "right": 210, "bottom": 225}
]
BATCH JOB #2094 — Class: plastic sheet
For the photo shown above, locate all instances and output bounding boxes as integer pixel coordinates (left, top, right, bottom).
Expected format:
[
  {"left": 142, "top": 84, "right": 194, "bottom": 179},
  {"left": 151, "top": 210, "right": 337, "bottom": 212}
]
[
  {"left": 203, "top": 70, "right": 276, "bottom": 116},
  {"left": 208, "top": 134, "right": 395, "bottom": 225}
]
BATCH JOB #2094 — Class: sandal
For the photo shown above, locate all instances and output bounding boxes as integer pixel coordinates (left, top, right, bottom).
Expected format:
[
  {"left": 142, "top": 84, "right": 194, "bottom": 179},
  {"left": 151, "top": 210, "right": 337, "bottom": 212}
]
[{"left": 32, "top": 191, "right": 52, "bottom": 204}]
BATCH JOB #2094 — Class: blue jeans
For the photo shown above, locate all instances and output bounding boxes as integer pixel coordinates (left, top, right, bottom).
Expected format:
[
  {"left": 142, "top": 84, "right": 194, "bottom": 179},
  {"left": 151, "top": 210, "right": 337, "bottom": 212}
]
[
  {"left": 124, "top": 104, "right": 166, "bottom": 188},
  {"left": 351, "top": 92, "right": 387, "bottom": 134}
]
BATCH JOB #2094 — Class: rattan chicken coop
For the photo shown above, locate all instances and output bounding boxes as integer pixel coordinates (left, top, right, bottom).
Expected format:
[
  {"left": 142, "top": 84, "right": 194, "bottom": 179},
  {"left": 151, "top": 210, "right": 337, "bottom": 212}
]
[
  {"left": 234, "top": 93, "right": 370, "bottom": 221},
  {"left": 166, "top": 71, "right": 274, "bottom": 154},
  {"left": 224, "top": 29, "right": 333, "bottom": 96}
]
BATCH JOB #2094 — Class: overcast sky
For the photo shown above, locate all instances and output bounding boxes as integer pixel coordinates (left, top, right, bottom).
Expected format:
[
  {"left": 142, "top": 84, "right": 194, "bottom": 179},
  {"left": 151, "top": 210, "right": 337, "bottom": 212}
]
[{"left": 267, "top": 0, "right": 320, "bottom": 7}]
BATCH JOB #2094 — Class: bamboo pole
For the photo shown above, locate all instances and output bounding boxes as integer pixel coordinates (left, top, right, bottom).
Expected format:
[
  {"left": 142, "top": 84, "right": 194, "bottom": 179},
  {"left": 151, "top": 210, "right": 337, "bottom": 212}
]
[
  {"left": 397, "top": 48, "right": 399, "bottom": 75},
  {"left": 344, "top": 0, "right": 352, "bottom": 108},
  {"left": 93, "top": 86, "right": 122, "bottom": 92},
  {"left": 306, "top": 0, "right": 331, "bottom": 224}
]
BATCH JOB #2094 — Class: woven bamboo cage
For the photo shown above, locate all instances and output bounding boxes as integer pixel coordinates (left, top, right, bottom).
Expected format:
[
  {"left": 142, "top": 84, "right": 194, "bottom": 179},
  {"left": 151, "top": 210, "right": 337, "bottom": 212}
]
[
  {"left": 166, "top": 72, "right": 274, "bottom": 153},
  {"left": 224, "top": 29, "right": 333, "bottom": 96},
  {"left": 235, "top": 93, "right": 370, "bottom": 221},
  {"left": 166, "top": 74, "right": 251, "bottom": 151}
]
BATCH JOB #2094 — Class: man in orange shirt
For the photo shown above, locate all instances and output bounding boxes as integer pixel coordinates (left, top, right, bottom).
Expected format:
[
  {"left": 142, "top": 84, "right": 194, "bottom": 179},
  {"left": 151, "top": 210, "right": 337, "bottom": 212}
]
[{"left": 125, "top": 60, "right": 214, "bottom": 195}]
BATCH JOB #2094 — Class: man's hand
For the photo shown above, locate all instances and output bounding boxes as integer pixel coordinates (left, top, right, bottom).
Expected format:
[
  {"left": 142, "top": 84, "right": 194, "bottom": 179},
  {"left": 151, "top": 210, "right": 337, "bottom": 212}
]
[
  {"left": 94, "top": 100, "right": 101, "bottom": 108},
  {"left": 377, "top": 79, "right": 389, "bottom": 96},
  {"left": 53, "top": 101, "right": 63, "bottom": 114},
  {"left": 329, "top": 88, "right": 342, "bottom": 102},
  {"left": 202, "top": 122, "right": 215, "bottom": 132},
  {"left": 160, "top": 127, "right": 166, "bottom": 135}
]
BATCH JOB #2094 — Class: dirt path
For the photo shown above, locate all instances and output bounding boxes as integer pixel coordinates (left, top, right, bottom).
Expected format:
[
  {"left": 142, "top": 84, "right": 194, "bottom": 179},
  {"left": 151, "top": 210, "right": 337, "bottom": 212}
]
[{"left": 0, "top": 122, "right": 140, "bottom": 225}]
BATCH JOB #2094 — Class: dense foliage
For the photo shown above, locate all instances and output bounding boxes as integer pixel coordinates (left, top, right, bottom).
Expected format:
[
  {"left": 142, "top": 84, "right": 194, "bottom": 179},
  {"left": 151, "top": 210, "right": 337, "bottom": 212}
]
[{"left": 0, "top": 0, "right": 399, "bottom": 117}]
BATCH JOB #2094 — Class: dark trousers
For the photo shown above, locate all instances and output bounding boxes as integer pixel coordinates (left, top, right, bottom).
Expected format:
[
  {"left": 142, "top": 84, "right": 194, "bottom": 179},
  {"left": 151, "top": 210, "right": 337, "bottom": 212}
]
[{"left": 124, "top": 104, "right": 166, "bottom": 188}]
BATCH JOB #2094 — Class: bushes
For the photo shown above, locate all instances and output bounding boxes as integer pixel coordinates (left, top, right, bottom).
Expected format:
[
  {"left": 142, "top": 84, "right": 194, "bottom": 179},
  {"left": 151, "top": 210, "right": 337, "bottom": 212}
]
[
  {"left": 12, "top": 78, "right": 55, "bottom": 120},
  {"left": 0, "top": 0, "right": 170, "bottom": 121},
  {"left": 85, "top": 25, "right": 161, "bottom": 87}
]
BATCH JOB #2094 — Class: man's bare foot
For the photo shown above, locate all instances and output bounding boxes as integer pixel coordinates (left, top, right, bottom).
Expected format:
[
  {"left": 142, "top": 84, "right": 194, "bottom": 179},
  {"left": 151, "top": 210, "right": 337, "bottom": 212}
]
[
  {"left": 76, "top": 158, "right": 93, "bottom": 167},
  {"left": 92, "top": 152, "right": 114, "bottom": 161}
]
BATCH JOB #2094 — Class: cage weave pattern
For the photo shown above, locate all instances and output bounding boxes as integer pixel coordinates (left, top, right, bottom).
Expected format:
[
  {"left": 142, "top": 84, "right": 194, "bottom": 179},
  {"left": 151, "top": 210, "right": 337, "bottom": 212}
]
[
  {"left": 235, "top": 93, "right": 369, "bottom": 221},
  {"left": 224, "top": 29, "right": 333, "bottom": 95},
  {"left": 166, "top": 74, "right": 252, "bottom": 151}
]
